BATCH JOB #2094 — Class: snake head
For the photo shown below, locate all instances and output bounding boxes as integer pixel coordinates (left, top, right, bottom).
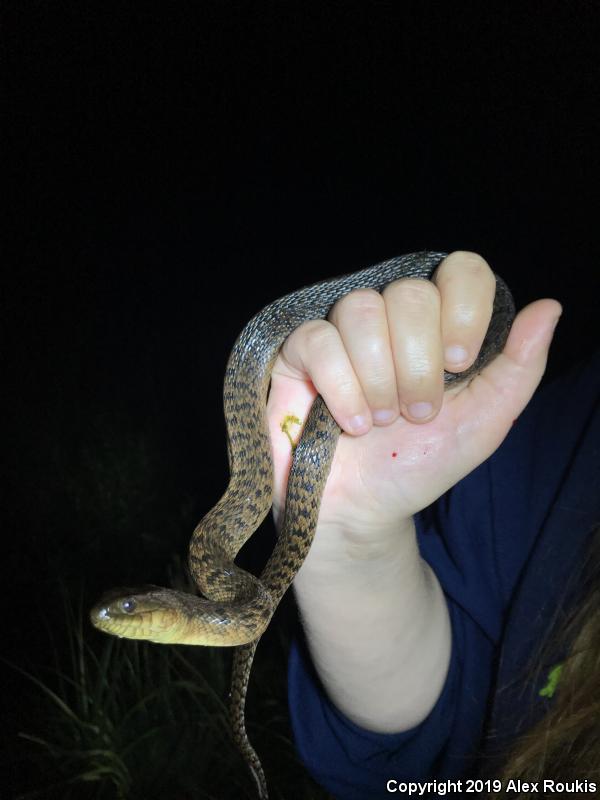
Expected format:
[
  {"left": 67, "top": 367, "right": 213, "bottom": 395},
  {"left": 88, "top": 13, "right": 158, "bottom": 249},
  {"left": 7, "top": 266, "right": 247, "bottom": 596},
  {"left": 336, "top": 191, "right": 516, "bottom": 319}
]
[{"left": 89, "top": 585, "right": 186, "bottom": 644}]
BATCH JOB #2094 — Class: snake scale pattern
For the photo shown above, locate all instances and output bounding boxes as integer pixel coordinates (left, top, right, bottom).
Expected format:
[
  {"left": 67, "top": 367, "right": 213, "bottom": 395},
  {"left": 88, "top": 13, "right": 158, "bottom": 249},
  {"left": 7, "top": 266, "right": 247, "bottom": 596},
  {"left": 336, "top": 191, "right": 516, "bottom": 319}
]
[{"left": 91, "top": 251, "right": 515, "bottom": 798}]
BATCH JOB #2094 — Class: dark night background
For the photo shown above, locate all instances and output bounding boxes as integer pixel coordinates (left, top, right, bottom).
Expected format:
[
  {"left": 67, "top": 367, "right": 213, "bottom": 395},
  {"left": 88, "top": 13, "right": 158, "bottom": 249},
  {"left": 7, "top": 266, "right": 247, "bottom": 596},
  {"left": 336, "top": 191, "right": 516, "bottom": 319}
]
[{"left": 4, "top": 2, "right": 600, "bottom": 798}]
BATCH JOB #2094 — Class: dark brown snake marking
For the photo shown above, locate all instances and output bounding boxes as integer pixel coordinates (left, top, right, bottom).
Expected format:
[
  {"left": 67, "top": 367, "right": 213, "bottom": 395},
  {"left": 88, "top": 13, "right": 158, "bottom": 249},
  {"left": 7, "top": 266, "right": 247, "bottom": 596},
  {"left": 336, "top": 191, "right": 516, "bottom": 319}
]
[{"left": 91, "top": 251, "right": 514, "bottom": 798}]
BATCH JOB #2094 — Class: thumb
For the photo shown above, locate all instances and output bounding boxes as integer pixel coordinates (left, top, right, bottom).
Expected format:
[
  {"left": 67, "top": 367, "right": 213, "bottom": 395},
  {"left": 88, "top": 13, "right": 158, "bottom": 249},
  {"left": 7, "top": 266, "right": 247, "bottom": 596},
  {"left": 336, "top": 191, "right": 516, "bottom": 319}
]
[
  {"left": 456, "top": 297, "right": 563, "bottom": 462},
  {"left": 481, "top": 296, "right": 562, "bottom": 403}
]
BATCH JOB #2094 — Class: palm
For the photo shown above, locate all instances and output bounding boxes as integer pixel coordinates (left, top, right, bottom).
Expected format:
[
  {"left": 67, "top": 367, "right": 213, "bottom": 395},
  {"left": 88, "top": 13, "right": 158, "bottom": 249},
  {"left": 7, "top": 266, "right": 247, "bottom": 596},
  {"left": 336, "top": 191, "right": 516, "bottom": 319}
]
[
  {"left": 271, "top": 382, "right": 495, "bottom": 537},
  {"left": 268, "top": 299, "right": 558, "bottom": 542},
  {"left": 325, "top": 397, "right": 467, "bottom": 524}
]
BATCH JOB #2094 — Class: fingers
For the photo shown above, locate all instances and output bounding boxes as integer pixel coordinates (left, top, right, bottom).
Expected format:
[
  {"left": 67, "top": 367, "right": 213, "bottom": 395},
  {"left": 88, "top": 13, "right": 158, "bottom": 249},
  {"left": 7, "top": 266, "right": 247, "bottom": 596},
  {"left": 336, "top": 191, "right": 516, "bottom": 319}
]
[
  {"left": 380, "top": 278, "right": 444, "bottom": 423},
  {"left": 328, "top": 289, "right": 399, "bottom": 427},
  {"left": 276, "top": 251, "right": 502, "bottom": 434},
  {"left": 280, "top": 317, "right": 374, "bottom": 435},
  {"left": 433, "top": 251, "right": 497, "bottom": 372}
]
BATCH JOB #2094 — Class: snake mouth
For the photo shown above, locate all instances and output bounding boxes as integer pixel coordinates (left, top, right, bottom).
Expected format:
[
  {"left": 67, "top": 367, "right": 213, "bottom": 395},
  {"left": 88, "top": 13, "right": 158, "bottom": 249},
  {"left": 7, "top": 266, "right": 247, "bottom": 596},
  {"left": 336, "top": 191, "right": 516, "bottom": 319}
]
[{"left": 89, "top": 585, "right": 178, "bottom": 641}]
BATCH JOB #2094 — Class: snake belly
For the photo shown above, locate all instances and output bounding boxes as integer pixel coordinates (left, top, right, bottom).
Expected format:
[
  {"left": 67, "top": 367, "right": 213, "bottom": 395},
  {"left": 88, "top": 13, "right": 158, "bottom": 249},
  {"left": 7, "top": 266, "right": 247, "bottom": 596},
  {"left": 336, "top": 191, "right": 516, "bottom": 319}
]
[{"left": 90, "top": 251, "right": 515, "bottom": 799}]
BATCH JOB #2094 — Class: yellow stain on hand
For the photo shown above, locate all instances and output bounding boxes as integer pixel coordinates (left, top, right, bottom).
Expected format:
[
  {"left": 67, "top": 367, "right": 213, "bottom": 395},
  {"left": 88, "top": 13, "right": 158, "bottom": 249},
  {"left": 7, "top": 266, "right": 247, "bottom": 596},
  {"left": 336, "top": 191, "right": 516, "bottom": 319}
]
[{"left": 280, "top": 414, "right": 302, "bottom": 453}]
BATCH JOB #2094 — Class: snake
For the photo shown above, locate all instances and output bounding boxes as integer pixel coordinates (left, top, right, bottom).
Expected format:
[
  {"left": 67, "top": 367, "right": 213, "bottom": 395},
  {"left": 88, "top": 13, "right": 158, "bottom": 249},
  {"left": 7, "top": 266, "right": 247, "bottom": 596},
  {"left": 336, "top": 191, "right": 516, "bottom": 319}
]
[{"left": 90, "top": 251, "right": 515, "bottom": 799}]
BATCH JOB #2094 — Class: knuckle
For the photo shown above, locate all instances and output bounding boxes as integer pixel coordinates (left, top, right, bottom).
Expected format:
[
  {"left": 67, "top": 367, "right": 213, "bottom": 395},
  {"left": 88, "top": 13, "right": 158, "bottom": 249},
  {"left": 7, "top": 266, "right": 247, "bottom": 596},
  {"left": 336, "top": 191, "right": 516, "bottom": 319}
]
[
  {"left": 398, "top": 339, "right": 441, "bottom": 383},
  {"left": 360, "top": 361, "right": 392, "bottom": 391},
  {"left": 450, "top": 301, "right": 480, "bottom": 328},
  {"left": 332, "top": 288, "right": 383, "bottom": 323},
  {"left": 385, "top": 277, "right": 440, "bottom": 310},
  {"left": 405, "top": 356, "right": 436, "bottom": 383},
  {"left": 453, "top": 249, "right": 488, "bottom": 267},
  {"left": 335, "top": 374, "right": 360, "bottom": 398},
  {"left": 366, "top": 376, "right": 397, "bottom": 401},
  {"left": 298, "top": 319, "right": 337, "bottom": 355},
  {"left": 441, "top": 250, "right": 493, "bottom": 280},
  {"left": 368, "top": 362, "right": 393, "bottom": 384}
]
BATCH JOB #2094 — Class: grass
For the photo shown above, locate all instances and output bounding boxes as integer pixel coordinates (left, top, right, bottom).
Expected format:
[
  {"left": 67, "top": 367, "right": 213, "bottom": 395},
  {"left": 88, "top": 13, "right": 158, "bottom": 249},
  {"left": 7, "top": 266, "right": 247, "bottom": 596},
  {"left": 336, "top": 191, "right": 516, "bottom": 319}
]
[
  {"left": 11, "top": 588, "right": 330, "bottom": 800},
  {"left": 6, "top": 410, "right": 331, "bottom": 800}
]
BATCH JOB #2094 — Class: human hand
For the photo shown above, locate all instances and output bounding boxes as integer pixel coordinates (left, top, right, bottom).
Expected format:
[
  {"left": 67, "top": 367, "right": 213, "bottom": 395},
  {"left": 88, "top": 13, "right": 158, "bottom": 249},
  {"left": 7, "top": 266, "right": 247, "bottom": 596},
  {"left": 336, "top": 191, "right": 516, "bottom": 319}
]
[{"left": 267, "top": 251, "right": 562, "bottom": 559}]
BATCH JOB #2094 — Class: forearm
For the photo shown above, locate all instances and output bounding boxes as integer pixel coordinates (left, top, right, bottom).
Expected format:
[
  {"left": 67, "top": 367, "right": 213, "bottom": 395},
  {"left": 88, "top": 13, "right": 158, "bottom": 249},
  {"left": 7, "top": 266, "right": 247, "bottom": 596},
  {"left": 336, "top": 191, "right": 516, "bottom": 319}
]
[{"left": 293, "top": 517, "right": 451, "bottom": 733}]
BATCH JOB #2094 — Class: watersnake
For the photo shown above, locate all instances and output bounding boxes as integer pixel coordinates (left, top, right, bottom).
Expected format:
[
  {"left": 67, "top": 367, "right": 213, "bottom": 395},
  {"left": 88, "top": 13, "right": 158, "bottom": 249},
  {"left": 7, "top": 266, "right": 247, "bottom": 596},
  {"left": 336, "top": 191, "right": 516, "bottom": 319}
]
[{"left": 90, "top": 251, "right": 514, "bottom": 798}]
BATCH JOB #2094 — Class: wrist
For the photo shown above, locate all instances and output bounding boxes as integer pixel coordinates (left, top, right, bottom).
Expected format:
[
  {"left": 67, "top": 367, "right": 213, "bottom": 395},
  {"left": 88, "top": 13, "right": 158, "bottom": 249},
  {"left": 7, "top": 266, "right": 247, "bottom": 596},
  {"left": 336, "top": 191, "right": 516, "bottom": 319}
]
[{"left": 294, "top": 516, "right": 418, "bottom": 585}]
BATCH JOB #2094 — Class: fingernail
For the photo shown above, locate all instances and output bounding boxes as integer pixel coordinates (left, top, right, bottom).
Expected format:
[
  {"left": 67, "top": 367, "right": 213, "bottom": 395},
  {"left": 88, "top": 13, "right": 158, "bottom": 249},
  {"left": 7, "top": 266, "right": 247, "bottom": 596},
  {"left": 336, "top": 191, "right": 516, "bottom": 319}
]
[
  {"left": 372, "top": 409, "right": 396, "bottom": 424},
  {"left": 445, "top": 344, "right": 469, "bottom": 366},
  {"left": 407, "top": 401, "right": 433, "bottom": 420},
  {"left": 348, "top": 414, "right": 369, "bottom": 433}
]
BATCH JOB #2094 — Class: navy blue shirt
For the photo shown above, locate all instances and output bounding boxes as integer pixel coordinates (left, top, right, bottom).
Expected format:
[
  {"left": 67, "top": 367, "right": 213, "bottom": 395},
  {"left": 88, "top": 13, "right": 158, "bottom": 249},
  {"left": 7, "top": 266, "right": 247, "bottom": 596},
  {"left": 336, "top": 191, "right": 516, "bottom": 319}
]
[{"left": 288, "top": 352, "right": 600, "bottom": 799}]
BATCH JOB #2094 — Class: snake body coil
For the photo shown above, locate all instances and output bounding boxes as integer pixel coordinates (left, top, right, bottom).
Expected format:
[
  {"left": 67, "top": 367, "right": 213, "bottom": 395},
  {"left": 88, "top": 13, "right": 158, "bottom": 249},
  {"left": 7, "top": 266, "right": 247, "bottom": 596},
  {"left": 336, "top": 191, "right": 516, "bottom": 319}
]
[{"left": 91, "top": 251, "right": 514, "bottom": 799}]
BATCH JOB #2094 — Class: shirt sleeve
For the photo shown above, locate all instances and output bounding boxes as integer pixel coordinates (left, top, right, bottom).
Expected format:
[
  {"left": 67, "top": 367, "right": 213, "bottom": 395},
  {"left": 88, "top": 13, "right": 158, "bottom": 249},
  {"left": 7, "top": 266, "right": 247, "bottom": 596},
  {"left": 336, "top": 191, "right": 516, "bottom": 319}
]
[{"left": 288, "top": 351, "right": 600, "bottom": 799}]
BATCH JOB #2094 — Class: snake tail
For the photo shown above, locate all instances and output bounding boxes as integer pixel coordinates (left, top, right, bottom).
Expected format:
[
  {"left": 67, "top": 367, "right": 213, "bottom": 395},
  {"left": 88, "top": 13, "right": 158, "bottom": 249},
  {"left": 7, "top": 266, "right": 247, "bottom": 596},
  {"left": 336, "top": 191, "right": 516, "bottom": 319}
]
[{"left": 230, "top": 642, "right": 268, "bottom": 799}]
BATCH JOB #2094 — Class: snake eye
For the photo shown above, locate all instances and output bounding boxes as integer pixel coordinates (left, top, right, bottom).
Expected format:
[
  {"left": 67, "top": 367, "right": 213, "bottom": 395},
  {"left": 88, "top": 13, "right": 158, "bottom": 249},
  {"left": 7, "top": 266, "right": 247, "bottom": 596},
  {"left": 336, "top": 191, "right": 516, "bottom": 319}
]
[{"left": 121, "top": 598, "right": 137, "bottom": 614}]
